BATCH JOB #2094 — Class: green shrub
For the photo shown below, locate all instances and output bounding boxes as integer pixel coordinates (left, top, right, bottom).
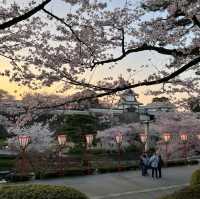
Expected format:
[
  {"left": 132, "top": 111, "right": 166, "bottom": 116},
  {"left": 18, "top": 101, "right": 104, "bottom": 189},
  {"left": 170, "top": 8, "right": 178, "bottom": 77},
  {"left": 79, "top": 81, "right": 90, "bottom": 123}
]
[
  {"left": 0, "top": 159, "right": 15, "bottom": 170},
  {"left": 191, "top": 169, "right": 200, "bottom": 186},
  {"left": 0, "top": 154, "right": 16, "bottom": 160},
  {"left": 189, "top": 160, "right": 199, "bottom": 165},
  {"left": 97, "top": 164, "right": 139, "bottom": 173},
  {"left": 5, "top": 173, "right": 33, "bottom": 182},
  {"left": 159, "top": 185, "right": 200, "bottom": 199},
  {"left": 166, "top": 159, "right": 198, "bottom": 167},
  {"left": 0, "top": 184, "right": 88, "bottom": 199},
  {"left": 90, "top": 149, "right": 107, "bottom": 155},
  {"left": 36, "top": 168, "right": 95, "bottom": 179}
]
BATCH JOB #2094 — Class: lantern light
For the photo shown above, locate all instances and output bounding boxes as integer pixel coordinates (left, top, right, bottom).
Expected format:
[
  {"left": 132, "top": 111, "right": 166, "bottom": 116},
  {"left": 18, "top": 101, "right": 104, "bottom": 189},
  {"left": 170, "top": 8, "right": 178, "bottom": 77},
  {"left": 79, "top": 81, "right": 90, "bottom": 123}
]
[
  {"left": 180, "top": 133, "right": 188, "bottom": 142},
  {"left": 58, "top": 134, "right": 67, "bottom": 147},
  {"left": 197, "top": 134, "right": 200, "bottom": 140},
  {"left": 115, "top": 133, "right": 123, "bottom": 144},
  {"left": 163, "top": 133, "right": 171, "bottom": 143},
  {"left": 85, "top": 134, "right": 94, "bottom": 146},
  {"left": 18, "top": 135, "right": 31, "bottom": 150},
  {"left": 140, "top": 133, "right": 147, "bottom": 144}
]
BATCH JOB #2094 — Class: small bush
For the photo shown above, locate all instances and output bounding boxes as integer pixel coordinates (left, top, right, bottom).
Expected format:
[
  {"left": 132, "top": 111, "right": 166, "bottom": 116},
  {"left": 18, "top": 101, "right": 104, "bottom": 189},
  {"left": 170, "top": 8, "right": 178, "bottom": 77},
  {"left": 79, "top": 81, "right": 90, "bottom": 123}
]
[
  {"left": 191, "top": 169, "right": 200, "bottom": 186},
  {"left": 159, "top": 185, "right": 200, "bottom": 199},
  {"left": 0, "top": 184, "right": 88, "bottom": 199}
]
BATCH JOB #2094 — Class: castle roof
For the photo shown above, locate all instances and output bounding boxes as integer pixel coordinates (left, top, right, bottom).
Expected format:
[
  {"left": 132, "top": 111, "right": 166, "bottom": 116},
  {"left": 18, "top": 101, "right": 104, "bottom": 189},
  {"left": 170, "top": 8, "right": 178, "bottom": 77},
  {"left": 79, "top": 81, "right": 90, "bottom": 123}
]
[{"left": 118, "top": 89, "right": 141, "bottom": 107}]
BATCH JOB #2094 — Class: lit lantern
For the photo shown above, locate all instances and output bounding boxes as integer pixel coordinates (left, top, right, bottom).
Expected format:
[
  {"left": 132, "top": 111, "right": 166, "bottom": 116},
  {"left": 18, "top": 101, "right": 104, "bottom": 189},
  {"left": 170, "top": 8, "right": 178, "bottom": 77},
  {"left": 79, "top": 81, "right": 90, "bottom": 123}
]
[
  {"left": 85, "top": 134, "right": 94, "bottom": 146},
  {"left": 57, "top": 134, "right": 67, "bottom": 147},
  {"left": 163, "top": 133, "right": 171, "bottom": 143},
  {"left": 180, "top": 133, "right": 188, "bottom": 142},
  {"left": 197, "top": 134, "right": 200, "bottom": 140},
  {"left": 140, "top": 133, "right": 147, "bottom": 144},
  {"left": 18, "top": 135, "right": 31, "bottom": 150},
  {"left": 115, "top": 133, "right": 123, "bottom": 144}
]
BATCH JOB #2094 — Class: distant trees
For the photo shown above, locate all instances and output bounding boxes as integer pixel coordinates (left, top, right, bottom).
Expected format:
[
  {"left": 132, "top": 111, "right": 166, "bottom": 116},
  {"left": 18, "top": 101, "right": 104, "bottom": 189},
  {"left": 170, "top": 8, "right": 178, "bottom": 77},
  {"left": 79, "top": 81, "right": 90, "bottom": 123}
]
[
  {"left": 0, "top": 89, "right": 15, "bottom": 101},
  {"left": 60, "top": 114, "right": 98, "bottom": 149},
  {"left": 188, "top": 97, "right": 200, "bottom": 112},
  {"left": 0, "top": 124, "right": 8, "bottom": 139},
  {"left": 152, "top": 97, "right": 170, "bottom": 103}
]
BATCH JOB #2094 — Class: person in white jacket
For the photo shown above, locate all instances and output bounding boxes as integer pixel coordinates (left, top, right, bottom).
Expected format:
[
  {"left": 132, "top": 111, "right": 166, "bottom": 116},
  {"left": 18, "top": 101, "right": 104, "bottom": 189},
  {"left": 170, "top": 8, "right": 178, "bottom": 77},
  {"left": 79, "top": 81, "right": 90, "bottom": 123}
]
[{"left": 149, "top": 152, "right": 159, "bottom": 179}]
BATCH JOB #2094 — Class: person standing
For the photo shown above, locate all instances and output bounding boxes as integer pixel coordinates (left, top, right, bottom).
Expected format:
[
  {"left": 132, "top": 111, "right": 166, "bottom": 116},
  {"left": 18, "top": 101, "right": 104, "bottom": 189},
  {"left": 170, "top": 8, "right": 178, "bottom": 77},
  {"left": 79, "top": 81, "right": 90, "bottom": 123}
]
[
  {"left": 143, "top": 153, "right": 149, "bottom": 176},
  {"left": 140, "top": 154, "right": 148, "bottom": 176},
  {"left": 140, "top": 154, "right": 145, "bottom": 176},
  {"left": 149, "top": 152, "right": 159, "bottom": 179}
]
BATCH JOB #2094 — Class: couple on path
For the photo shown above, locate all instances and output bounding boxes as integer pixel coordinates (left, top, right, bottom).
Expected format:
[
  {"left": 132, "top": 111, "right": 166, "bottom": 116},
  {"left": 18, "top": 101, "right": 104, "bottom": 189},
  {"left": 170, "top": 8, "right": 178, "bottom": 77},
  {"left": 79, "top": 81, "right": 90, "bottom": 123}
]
[{"left": 140, "top": 152, "right": 163, "bottom": 179}]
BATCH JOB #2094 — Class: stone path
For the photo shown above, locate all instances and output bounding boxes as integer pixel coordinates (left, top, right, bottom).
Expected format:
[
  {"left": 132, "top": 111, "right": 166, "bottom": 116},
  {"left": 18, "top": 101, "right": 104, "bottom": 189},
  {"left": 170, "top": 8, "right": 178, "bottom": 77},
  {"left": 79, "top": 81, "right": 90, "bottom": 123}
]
[{"left": 33, "top": 165, "right": 199, "bottom": 199}]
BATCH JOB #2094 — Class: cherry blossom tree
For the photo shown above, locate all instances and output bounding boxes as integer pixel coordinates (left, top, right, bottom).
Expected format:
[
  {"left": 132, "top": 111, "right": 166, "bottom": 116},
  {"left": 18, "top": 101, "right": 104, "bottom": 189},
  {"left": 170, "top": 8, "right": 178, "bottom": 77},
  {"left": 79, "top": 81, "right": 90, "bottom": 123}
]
[
  {"left": 97, "top": 123, "right": 144, "bottom": 150},
  {"left": 97, "top": 111, "right": 200, "bottom": 158},
  {"left": 152, "top": 112, "right": 200, "bottom": 159},
  {"left": 0, "top": 0, "right": 200, "bottom": 107},
  {"left": 8, "top": 122, "right": 55, "bottom": 153}
]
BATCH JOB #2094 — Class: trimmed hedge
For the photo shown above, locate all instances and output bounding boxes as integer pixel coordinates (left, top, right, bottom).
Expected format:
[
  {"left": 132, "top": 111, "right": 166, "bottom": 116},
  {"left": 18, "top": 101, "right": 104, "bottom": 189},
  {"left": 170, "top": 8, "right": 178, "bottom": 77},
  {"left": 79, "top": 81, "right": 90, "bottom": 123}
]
[
  {"left": 166, "top": 159, "right": 198, "bottom": 167},
  {"left": 98, "top": 159, "right": 198, "bottom": 174},
  {"left": 0, "top": 185, "right": 88, "bottom": 199},
  {"left": 159, "top": 185, "right": 200, "bottom": 199},
  {"left": 35, "top": 168, "right": 95, "bottom": 179},
  {"left": 0, "top": 154, "right": 17, "bottom": 159},
  {"left": 0, "top": 155, "right": 16, "bottom": 171},
  {"left": 98, "top": 164, "right": 139, "bottom": 173},
  {"left": 191, "top": 169, "right": 200, "bottom": 186},
  {"left": 5, "top": 173, "right": 33, "bottom": 182}
]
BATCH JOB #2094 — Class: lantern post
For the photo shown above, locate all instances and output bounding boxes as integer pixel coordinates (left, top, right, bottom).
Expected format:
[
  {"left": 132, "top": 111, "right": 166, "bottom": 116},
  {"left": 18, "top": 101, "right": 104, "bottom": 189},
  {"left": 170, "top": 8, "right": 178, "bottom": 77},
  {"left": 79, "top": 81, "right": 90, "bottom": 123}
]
[
  {"left": 180, "top": 133, "right": 188, "bottom": 160},
  {"left": 18, "top": 135, "right": 31, "bottom": 175},
  {"left": 57, "top": 134, "right": 67, "bottom": 176},
  {"left": 140, "top": 133, "right": 147, "bottom": 152},
  {"left": 85, "top": 134, "right": 94, "bottom": 174},
  {"left": 115, "top": 133, "right": 123, "bottom": 172},
  {"left": 163, "top": 133, "right": 171, "bottom": 163}
]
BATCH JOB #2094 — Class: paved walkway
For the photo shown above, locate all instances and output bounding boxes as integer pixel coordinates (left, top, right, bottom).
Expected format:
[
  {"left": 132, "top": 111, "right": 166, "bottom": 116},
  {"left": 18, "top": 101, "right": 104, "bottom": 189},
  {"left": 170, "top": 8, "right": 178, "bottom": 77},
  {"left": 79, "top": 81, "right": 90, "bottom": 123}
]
[{"left": 33, "top": 165, "right": 199, "bottom": 199}]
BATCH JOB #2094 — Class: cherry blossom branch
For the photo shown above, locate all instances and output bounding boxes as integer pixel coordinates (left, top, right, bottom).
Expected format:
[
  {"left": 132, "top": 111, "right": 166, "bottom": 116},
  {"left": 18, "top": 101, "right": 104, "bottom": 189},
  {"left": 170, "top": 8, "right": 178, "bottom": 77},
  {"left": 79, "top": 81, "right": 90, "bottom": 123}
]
[
  {"left": 92, "top": 44, "right": 197, "bottom": 68},
  {"left": 59, "top": 70, "right": 113, "bottom": 91},
  {"left": 42, "top": 8, "right": 94, "bottom": 54},
  {"left": 36, "top": 56, "right": 200, "bottom": 109},
  {"left": 0, "top": 53, "right": 15, "bottom": 61},
  {"left": 0, "top": 0, "right": 52, "bottom": 30}
]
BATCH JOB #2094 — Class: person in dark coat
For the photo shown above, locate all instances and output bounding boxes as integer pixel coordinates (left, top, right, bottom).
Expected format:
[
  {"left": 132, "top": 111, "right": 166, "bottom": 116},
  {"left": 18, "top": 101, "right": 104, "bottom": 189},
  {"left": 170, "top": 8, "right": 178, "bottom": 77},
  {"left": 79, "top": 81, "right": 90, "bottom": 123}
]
[
  {"left": 140, "top": 154, "right": 148, "bottom": 176},
  {"left": 140, "top": 154, "right": 145, "bottom": 176}
]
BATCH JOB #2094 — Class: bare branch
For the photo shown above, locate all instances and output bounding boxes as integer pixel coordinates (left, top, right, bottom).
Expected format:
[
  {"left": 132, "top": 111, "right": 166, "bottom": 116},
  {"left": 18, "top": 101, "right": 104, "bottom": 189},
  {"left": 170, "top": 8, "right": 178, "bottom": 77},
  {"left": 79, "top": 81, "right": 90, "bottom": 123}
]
[
  {"left": 121, "top": 28, "right": 125, "bottom": 54},
  {"left": 0, "top": 0, "right": 52, "bottom": 30}
]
